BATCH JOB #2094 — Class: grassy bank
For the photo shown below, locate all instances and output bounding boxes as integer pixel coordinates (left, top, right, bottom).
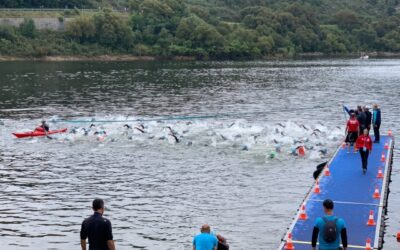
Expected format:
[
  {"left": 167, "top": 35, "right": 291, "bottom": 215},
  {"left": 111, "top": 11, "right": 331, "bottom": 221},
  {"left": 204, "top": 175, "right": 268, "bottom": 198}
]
[{"left": 1, "top": 0, "right": 400, "bottom": 60}]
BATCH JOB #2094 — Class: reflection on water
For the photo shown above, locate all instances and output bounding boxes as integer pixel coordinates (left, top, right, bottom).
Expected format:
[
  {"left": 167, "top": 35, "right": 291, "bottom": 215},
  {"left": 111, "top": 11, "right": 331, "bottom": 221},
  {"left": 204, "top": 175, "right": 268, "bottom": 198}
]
[{"left": 0, "top": 59, "right": 399, "bottom": 249}]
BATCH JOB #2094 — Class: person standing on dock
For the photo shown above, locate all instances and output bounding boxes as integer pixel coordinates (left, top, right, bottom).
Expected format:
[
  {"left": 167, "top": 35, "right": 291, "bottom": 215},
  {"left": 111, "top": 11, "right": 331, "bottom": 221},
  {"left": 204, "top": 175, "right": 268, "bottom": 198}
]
[
  {"left": 372, "top": 104, "right": 381, "bottom": 143},
  {"left": 345, "top": 113, "right": 359, "bottom": 153},
  {"left": 193, "top": 224, "right": 218, "bottom": 250},
  {"left": 312, "top": 199, "right": 348, "bottom": 250},
  {"left": 364, "top": 106, "right": 372, "bottom": 133},
  {"left": 356, "top": 128, "right": 373, "bottom": 174},
  {"left": 80, "top": 198, "right": 115, "bottom": 250},
  {"left": 356, "top": 106, "right": 367, "bottom": 133}
]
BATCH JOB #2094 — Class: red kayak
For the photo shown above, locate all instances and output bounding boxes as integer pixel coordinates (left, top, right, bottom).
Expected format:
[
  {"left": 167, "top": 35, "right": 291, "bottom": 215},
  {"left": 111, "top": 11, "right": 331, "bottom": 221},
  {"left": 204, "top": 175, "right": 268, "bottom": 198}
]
[{"left": 12, "top": 128, "right": 68, "bottom": 138}]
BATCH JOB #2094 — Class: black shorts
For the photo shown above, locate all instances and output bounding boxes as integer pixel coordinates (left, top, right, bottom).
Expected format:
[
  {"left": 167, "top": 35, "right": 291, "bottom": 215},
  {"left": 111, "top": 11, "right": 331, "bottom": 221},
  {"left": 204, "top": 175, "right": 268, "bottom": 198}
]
[{"left": 346, "top": 132, "right": 358, "bottom": 144}]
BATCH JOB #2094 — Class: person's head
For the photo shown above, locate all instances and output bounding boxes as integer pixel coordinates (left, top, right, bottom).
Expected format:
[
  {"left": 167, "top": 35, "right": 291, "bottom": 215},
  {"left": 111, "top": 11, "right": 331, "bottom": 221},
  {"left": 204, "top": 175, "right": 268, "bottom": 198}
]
[
  {"left": 323, "top": 199, "right": 334, "bottom": 214},
  {"left": 364, "top": 105, "right": 370, "bottom": 111},
  {"left": 41, "top": 120, "right": 46, "bottom": 124},
  {"left": 373, "top": 104, "right": 379, "bottom": 109},
  {"left": 200, "top": 224, "right": 211, "bottom": 233},
  {"left": 363, "top": 128, "right": 368, "bottom": 135},
  {"left": 350, "top": 112, "right": 356, "bottom": 118},
  {"left": 216, "top": 234, "right": 226, "bottom": 243},
  {"left": 92, "top": 198, "right": 105, "bottom": 214},
  {"left": 357, "top": 105, "right": 362, "bottom": 111}
]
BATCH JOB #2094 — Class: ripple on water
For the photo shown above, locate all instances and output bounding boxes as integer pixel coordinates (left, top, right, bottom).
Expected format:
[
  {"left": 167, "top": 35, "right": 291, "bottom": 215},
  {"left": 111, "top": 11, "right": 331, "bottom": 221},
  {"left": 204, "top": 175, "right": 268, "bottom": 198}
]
[{"left": 0, "top": 60, "right": 400, "bottom": 249}]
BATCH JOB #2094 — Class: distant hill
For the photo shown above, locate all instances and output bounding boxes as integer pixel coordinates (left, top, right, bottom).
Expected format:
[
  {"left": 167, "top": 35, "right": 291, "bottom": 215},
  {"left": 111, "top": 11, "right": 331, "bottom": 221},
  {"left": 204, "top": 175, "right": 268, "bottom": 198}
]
[{"left": 0, "top": 0, "right": 400, "bottom": 59}]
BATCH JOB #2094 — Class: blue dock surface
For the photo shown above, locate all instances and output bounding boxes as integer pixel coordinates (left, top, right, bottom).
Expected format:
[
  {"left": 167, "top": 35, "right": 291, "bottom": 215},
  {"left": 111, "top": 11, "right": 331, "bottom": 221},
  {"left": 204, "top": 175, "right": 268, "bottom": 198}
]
[{"left": 279, "top": 135, "right": 394, "bottom": 250}]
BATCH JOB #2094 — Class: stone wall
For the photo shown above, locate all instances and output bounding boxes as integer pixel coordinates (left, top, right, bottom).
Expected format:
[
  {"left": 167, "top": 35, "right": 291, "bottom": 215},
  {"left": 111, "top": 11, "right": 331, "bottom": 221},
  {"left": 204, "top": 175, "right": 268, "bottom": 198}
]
[{"left": 0, "top": 17, "right": 74, "bottom": 31}]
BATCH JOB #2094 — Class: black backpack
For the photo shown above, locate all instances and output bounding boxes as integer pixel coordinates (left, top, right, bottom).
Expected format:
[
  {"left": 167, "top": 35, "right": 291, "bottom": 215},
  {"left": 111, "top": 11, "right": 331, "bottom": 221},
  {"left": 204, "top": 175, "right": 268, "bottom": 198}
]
[{"left": 322, "top": 217, "right": 338, "bottom": 242}]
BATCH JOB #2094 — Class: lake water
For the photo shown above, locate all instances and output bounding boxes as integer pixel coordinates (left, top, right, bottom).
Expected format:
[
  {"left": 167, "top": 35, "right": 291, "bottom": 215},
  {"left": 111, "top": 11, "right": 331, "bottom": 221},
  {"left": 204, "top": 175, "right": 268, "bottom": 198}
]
[{"left": 0, "top": 60, "right": 399, "bottom": 249}]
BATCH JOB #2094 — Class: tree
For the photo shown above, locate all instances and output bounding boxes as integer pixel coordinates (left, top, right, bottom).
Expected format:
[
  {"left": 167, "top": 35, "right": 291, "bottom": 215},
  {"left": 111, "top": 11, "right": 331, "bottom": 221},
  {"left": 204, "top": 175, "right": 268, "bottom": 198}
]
[
  {"left": 19, "top": 18, "right": 37, "bottom": 38},
  {"left": 333, "top": 10, "right": 361, "bottom": 31},
  {"left": 93, "top": 10, "right": 134, "bottom": 50},
  {"left": 66, "top": 15, "right": 96, "bottom": 43}
]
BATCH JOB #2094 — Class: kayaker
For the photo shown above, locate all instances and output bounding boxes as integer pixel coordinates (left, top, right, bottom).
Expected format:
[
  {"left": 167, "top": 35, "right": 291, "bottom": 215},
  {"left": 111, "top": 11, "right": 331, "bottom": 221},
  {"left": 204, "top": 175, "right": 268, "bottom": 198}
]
[{"left": 35, "top": 120, "right": 50, "bottom": 132}]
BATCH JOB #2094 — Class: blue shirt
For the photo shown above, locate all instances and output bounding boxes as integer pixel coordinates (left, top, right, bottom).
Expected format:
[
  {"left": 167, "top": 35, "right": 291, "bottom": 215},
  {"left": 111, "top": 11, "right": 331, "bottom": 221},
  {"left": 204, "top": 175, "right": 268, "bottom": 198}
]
[
  {"left": 193, "top": 233, "right": 218, "bottom": 250},
  {"left": 314, "top": 215, "right": 346, "bottom": 250}
]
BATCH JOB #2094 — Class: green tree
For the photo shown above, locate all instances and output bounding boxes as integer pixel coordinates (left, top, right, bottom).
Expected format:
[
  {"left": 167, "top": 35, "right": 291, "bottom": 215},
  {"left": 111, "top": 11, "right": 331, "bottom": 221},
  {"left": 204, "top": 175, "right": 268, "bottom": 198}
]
[
  {"left": 333, "top": 10, "right": 361, "bottom": 31},
  {"left": 66, "top": 15, "right": 96, "bottom": 43},
  {"left": 93, "top": 10, "right": 134, "bottom": 50},
  {"left": 19, "top": 18, "right": 37, "bottom": 38}
]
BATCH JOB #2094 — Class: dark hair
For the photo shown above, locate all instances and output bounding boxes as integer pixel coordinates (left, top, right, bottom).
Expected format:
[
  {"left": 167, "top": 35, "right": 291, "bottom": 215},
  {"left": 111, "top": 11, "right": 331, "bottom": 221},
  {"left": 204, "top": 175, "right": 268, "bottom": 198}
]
[
  {"left": 92, "top": 198, "right": 104, "bottom": 210},
  {"left": 323, "top": 199, "right": 334, "bottom": 210}
]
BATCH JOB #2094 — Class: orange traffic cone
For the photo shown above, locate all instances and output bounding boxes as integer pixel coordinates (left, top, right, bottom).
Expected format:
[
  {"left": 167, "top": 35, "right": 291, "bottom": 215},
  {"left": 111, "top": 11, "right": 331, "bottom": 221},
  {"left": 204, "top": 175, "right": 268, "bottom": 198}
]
[
  {"left": 284, "top": 233, "right": 295, "bottom": 250},
  {"left": 324, "top": 164, "right": 331, "bottom": 176},
  {"left": 299, "top": 203, "right": 307, "bottom": 220},
  {"left": 314, "top": 180, "right": 320, "bottom": 194},
  {"left": 373, "top": 186, "right": 381, "bottom": 199},
  {"left": 381, "top": 153, "right": 386, "bottom": 162},
  {"left": 377, "top": 167, "right": 384, "bottom": 179},
  {"left": 365, "top": 238, "right": 372, "bottom": 250},
  {"left": 388, "top": 129, "right": 392, "bottom": 137},
  {"left": 367, "top": 210, "right": 376, "bottom": 226},
  {"left": 384, "top": 142, "right": 389, "bottom": 150}
]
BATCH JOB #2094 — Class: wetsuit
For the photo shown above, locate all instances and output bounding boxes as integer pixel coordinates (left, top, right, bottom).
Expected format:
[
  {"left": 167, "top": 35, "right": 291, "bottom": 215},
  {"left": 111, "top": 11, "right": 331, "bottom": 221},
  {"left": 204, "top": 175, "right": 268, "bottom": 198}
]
[
  {"left": 35, "top": 123, "right": 49, "bottom": 132},
  {"left": 356, "top": 135, "right": 373, "bottom": 171},
  {"left": 42, "top": 123, "right": 50, "bottom": 132}
]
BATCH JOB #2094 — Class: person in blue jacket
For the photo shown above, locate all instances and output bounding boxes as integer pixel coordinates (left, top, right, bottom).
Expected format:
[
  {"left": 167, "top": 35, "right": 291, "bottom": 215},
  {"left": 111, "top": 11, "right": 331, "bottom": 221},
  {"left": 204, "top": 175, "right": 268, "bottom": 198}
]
[{"left": 372, "top": 104, "right": 381, "bottom": 143}]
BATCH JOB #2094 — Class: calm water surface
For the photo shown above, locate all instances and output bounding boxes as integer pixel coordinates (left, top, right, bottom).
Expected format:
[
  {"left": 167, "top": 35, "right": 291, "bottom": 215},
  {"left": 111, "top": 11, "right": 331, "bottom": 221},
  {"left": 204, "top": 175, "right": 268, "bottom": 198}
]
[{"left": 0, "top": 60, "right": 399, "bottom": 249}]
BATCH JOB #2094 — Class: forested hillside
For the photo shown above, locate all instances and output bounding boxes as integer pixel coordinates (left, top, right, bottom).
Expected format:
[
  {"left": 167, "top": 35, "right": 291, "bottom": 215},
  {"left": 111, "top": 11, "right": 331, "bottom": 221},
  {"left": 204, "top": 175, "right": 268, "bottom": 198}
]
[{"left": 1, "top": 0, "right": 400, "bottom": 59}]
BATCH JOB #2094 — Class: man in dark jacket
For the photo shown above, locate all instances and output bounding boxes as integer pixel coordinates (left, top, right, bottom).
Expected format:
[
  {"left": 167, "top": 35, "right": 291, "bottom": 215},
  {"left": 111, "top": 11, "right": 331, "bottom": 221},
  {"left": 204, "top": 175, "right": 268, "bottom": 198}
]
[
  {"left": 356, "top": 106, "right": 366, "bottom": 133},
  {"left": 364, "top": 106, "right": 372, "bottom": 133},
  {"left": 81, "top": 199, "right": 115, "bottom": 250},
  {"left": 372, "top": 104, "right": 382, "bottom": 143}
]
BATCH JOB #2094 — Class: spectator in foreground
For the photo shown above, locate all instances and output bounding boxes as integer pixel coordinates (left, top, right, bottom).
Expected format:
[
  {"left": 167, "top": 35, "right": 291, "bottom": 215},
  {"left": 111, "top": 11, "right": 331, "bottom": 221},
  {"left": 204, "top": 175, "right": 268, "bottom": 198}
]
[
  {"left": 312, "top": 199, "right": 347, "bottom": 250},
  {"left": 80, "top": 198, "right": 115, "bottom": 250},
  {"left": 193, "top": 224, "right": 218, "bottom": 250},
  {"left": 216, "top": 234, "right": 229, "bottom": 250}
]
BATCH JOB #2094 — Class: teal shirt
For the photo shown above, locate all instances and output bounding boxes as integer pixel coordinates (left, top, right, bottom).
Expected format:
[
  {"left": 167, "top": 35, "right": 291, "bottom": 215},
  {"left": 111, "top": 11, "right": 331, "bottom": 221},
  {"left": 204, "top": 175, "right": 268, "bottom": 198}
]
[
  {"left": 193, "top": 233, "right": 218, "bottom": 250},
  {"left": 314, "top": 215, "right": 346, "bottom": 250}
]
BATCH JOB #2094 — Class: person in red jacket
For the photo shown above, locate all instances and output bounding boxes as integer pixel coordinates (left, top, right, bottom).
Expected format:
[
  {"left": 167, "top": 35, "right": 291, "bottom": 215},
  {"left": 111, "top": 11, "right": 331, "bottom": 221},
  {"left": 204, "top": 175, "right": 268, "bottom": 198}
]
[
  {"left": 345, "top": 113, "right": 359, "bottom": 153},
  {"left": 355, "top": 128, "right": 373, "bottom": 174}
]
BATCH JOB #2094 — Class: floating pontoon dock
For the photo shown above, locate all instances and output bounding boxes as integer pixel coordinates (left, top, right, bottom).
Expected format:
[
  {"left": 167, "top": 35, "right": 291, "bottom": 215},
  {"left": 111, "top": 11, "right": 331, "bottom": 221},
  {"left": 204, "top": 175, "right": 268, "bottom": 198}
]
[{"left": 279, "top": 134, "right": 394, "bottom": 250}]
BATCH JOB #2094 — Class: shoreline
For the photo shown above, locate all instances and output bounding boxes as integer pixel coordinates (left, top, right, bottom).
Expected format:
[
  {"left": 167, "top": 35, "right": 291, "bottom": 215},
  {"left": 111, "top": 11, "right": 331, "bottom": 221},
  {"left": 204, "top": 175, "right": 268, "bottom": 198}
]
[{"left": 1, "top": 53, "right": 400, "bottom": 62}]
